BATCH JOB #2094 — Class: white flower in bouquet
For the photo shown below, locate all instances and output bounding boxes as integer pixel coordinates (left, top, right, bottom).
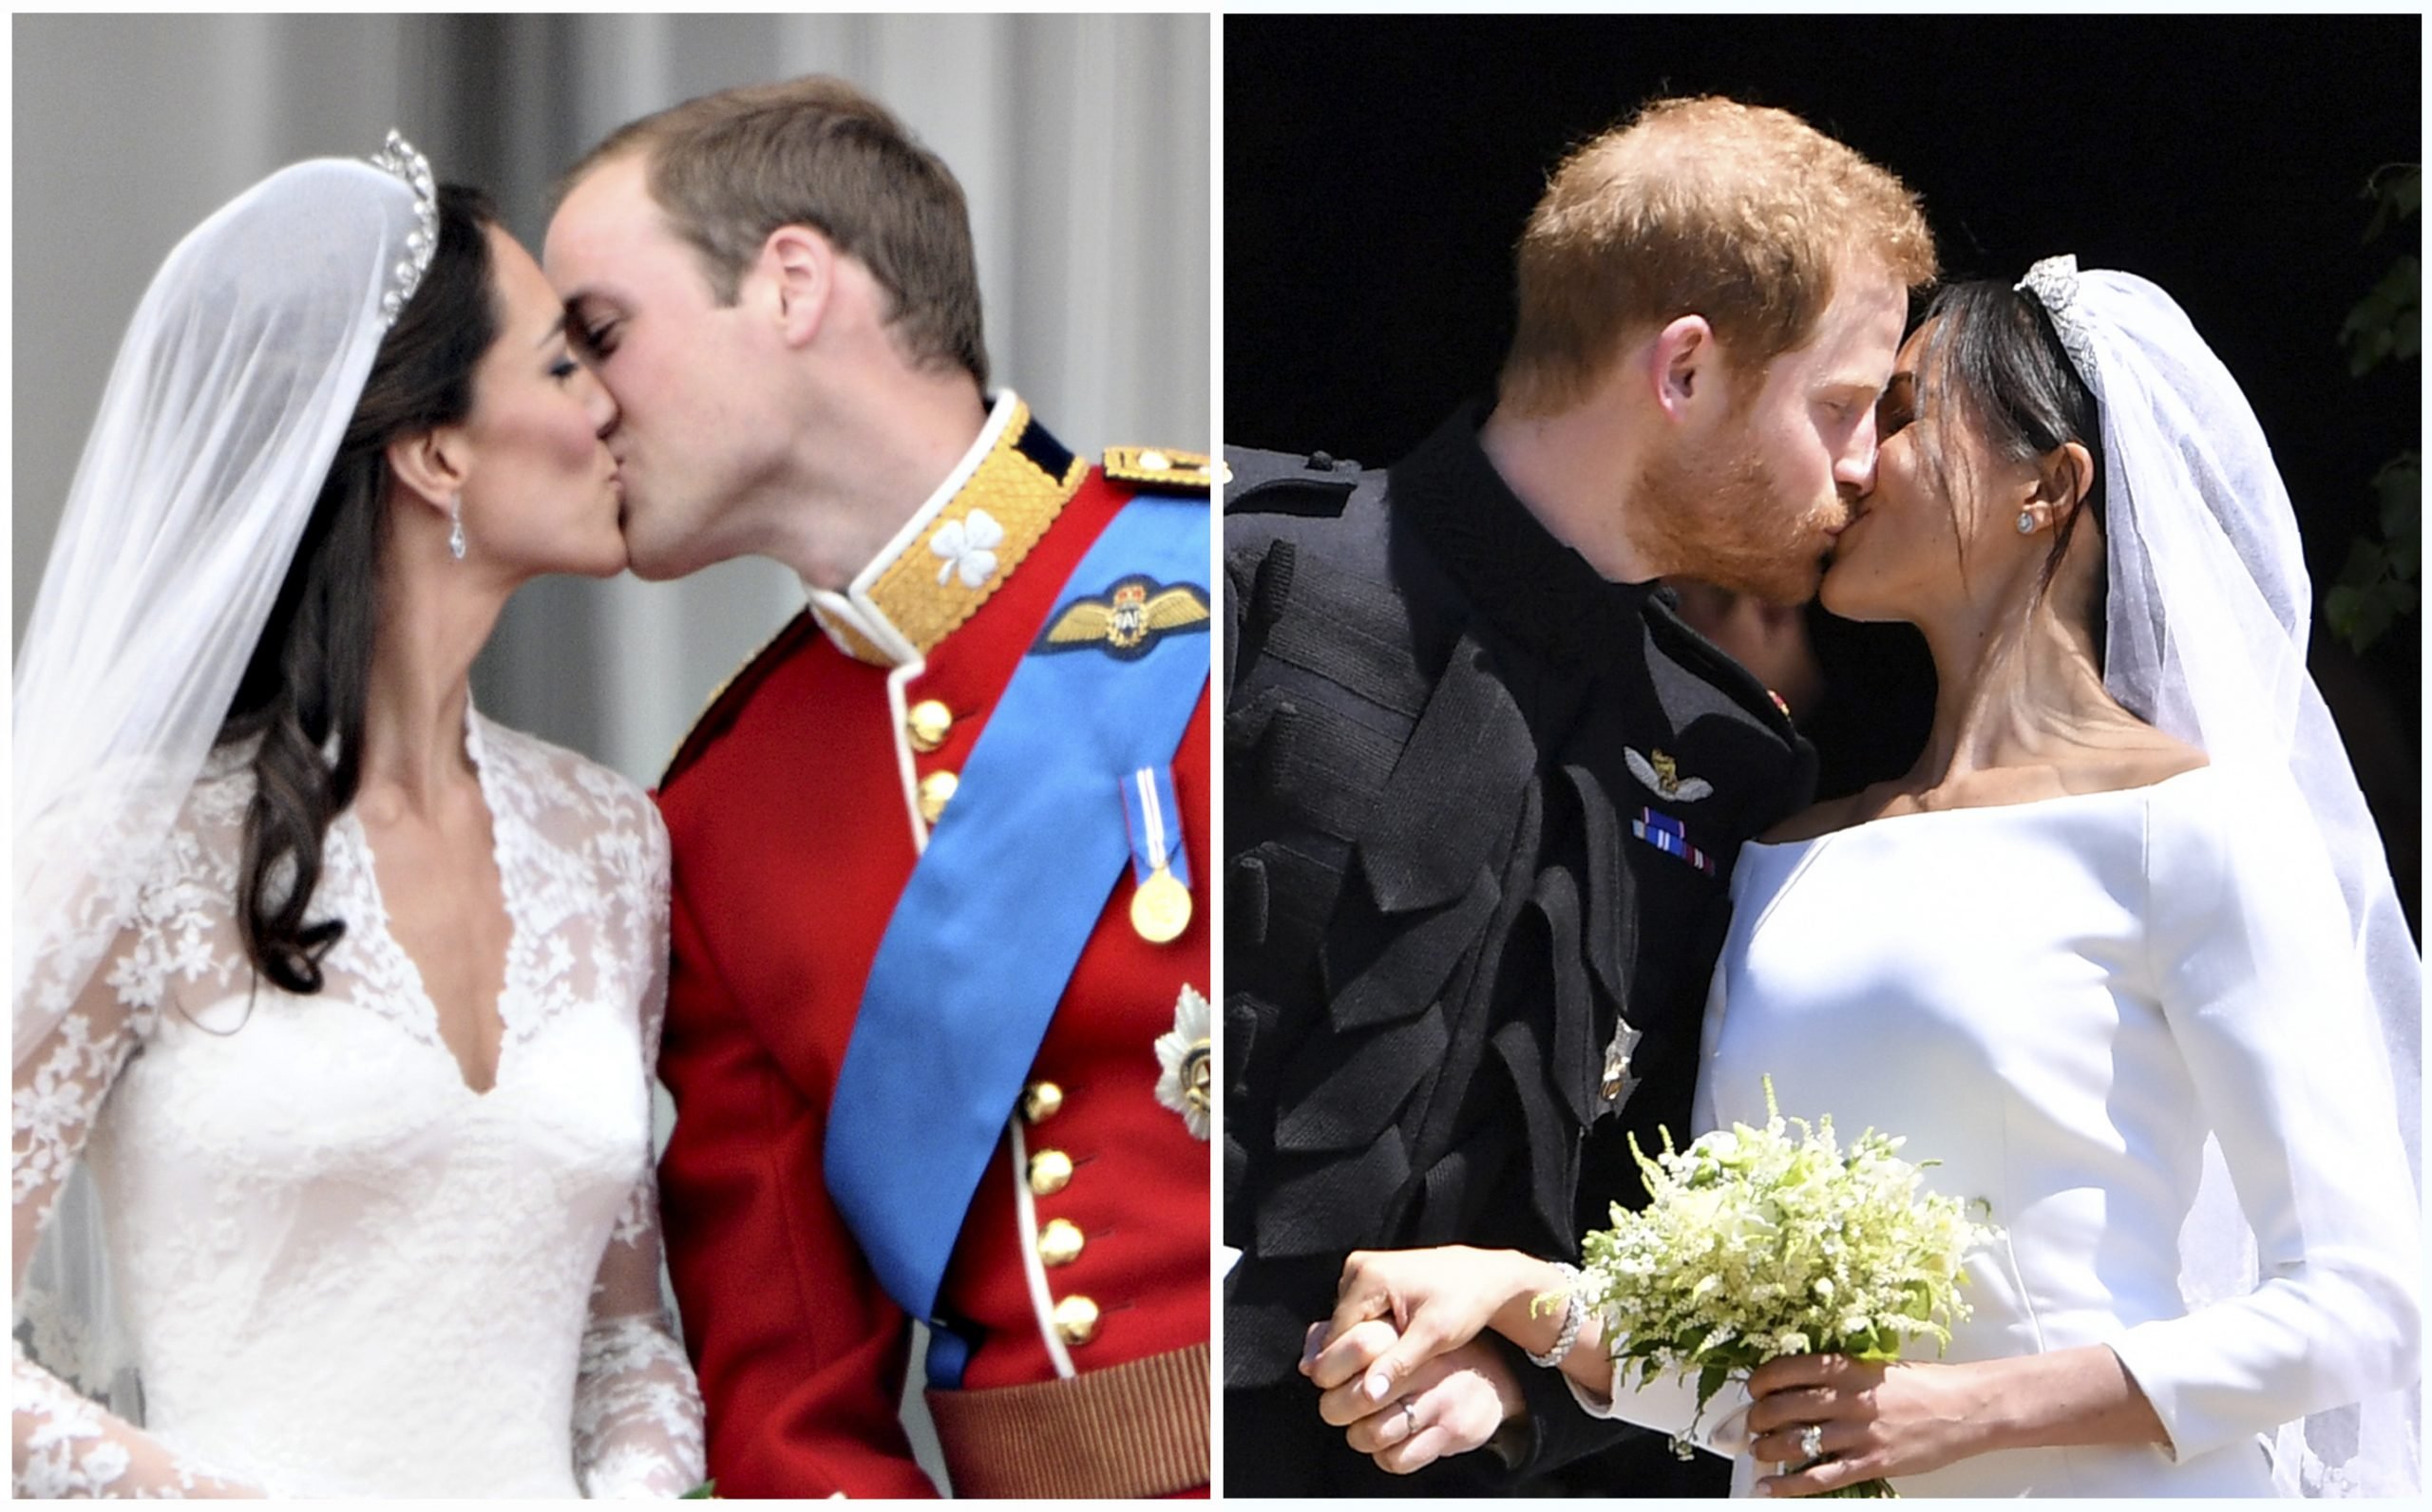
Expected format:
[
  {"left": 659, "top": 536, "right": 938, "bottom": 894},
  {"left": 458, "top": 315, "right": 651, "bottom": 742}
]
[{"left": 1561, "top": 1077, "right": 2000, "bottom": 1497}]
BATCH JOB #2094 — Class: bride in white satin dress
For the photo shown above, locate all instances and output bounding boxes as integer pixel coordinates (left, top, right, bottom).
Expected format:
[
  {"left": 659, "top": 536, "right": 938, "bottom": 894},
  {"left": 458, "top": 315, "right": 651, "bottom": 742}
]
[
  {"left": 12, "top": 140, "right": 705, "bottom": 1496},
  {"left": 1299, "top": 262, "right": 2420, "bottom": 1498}
]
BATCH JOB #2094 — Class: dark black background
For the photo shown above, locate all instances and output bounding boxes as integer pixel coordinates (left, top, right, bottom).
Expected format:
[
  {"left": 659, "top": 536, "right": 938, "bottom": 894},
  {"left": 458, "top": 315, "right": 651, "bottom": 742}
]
[{"left": 1226, "top": 14, "right": 2422, "bottom": 926}]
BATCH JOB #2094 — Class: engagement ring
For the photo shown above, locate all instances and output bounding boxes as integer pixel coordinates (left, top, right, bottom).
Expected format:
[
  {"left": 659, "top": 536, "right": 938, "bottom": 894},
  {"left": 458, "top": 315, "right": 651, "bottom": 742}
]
[
  {"left": 1797, "top": 1423, "right": 1825, "bottom": 1464},
  {"left": 1401, "top": 1399, "right": 1420, "bottom": 1439}
]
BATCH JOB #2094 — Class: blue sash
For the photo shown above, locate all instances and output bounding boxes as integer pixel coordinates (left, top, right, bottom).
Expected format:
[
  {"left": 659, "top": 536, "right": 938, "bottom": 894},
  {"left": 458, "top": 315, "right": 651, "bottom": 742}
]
[{"left": 825, "top": 494, "right": 1208, "bottom": 1381}]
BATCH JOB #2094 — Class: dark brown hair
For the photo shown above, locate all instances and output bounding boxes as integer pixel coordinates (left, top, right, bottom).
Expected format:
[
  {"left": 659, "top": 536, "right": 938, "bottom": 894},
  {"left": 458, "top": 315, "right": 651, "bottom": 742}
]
[
  {"left": 216, "top": 183, "right": 499, "bottom": 993},
  {"left": 1501, "top": 96, "right": 1937, "bottom": 415},
  {"left": 1908, "top": 277, "right": 2109, "bottom": 655},
  {"left": 560, "top": 74, "right": 988, "bottom": 388}
]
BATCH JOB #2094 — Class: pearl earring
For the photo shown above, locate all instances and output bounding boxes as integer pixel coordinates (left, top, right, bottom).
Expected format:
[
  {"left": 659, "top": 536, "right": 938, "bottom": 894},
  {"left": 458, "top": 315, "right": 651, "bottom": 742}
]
[
  {"left": 2016, "top": 509, "right": 2037, "bottom": 536},
  {"left": 448, "top": 498, "right": 466, "bottom": 560}
]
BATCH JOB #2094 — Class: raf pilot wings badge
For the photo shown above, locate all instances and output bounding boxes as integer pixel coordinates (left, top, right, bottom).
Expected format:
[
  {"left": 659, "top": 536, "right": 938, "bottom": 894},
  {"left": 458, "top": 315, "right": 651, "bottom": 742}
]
[
  {"left": 1625, "top": 746, "right": 1714, "bottom": 803},
  {"left": 1033, "top": 575, "right": 1210, "bottom": 661}
]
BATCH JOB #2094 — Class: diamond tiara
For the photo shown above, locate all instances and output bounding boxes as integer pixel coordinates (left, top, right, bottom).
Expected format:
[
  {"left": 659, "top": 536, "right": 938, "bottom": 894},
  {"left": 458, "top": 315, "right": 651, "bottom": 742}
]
[
  {"left": 368, "top": 129, "right": 440, "bottom": 327},
  {"left": 2014, "top": 254, "right": 2099, "bottom": 388}
]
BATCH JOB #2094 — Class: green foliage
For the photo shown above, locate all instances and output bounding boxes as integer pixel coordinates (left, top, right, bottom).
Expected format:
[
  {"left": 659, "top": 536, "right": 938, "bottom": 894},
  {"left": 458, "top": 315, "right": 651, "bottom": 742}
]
[
  {"left": 2327, "top": 452, "right": 2422, "bottom": 652},
  {"left": 2338, "top": 256, "right": 2418, "bottom": 379},
  {"left": 2329, "top": 165, "right": 2421, "bottom": 654}
]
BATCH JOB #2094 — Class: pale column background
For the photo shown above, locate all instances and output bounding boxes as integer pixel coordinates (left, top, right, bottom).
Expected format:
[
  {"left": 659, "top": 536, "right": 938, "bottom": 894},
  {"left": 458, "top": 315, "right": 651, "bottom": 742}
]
[{"left": 11, "top": 13, "right": 1211, "bottom": 1491}]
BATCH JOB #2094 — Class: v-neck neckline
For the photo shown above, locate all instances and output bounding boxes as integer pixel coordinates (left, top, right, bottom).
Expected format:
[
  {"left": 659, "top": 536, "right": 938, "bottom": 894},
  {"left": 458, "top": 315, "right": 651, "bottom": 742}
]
[{"left": 343, "top": 709, "right": 521, "bottom": 1099}]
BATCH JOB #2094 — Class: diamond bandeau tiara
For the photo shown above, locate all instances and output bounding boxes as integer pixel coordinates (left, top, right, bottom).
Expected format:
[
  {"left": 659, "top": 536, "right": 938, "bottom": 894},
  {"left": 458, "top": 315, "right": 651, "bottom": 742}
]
[
  {"left": 368, "top": 129, "right": 440, "bottom": 327},
  {"left": 2014, "top": 254, "right": 2099, "bottom": 387}
]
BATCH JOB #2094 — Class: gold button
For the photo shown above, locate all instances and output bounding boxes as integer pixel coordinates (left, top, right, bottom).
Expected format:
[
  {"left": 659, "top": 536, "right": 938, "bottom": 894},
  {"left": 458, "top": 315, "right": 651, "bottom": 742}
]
[
  {"left": 917, "top": 769, "right": 959, "bottom": 824},
  {"left": 1052, "top": 1294, "right": 1100, "bottom": 1346},
  {"left": 1028, "top": 1148, "right": 1074, "bottom": 1197},
  {"left": 906, "top": 699, "right": 953, "bottom": 753},
  {"left": 1021, "top": 1082, "right": 1064, "bottom": 1124},
  {"left": 1038, "top": 1217, "right": 1086, "bottom": 1267}
]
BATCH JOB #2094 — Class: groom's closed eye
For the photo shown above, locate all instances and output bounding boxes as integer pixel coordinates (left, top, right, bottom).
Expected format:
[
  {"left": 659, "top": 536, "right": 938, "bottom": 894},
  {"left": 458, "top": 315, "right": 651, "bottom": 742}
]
[
  {"left": 1815, "top": 387, "right": 1878, "bottom": 442},
  {"left": 564, "top": 302, "right": 621, "bottom": 360}
]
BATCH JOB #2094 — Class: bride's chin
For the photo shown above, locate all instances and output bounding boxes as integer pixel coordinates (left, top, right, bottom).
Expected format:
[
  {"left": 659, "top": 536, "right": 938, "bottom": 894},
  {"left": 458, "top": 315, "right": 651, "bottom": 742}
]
[
  {"left": 585, "top": 516, "right": 632, "bottom": 577},
  {"left": 564, "top": 527, "right": 630, "bottom": 579},
  {"left": 1816, "top": 567, "right": 1886, "bottom": 623}
]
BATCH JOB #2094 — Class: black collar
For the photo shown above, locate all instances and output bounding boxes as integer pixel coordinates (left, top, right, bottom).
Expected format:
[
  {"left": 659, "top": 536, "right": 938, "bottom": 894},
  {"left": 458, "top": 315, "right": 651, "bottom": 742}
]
[{"left": 1388, "top": 402, "right": 1654, "bottom": 669}]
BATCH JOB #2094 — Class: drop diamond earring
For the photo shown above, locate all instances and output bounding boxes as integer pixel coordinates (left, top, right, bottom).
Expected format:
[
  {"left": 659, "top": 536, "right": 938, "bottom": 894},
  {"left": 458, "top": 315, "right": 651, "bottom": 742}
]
[{"left": 448, "top": 499, "right": 466, "bottom": 560}]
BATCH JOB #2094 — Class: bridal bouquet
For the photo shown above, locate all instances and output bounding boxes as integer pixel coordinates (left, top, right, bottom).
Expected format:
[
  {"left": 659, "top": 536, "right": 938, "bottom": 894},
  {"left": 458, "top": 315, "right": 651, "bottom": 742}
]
[{"left": 1565, "top": 1078, "right": 1998, "bottom": 1498}]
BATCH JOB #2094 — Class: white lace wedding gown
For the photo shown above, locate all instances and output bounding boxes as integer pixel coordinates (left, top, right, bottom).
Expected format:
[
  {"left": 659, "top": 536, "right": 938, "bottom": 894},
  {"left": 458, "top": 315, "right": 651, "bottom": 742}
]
[
  {"left": 1591, "top": 765, "right": 2421, "bottom": 1496},
  {"left": 12, "top": 713, "right": 706, "bottom": 1497}
]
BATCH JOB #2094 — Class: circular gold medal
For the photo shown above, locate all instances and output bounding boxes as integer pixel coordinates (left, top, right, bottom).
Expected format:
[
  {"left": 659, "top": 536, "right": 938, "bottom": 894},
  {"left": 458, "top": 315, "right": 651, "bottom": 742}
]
[{"left": 1130, "top": 866, "right": 1192, "bottom": 943}]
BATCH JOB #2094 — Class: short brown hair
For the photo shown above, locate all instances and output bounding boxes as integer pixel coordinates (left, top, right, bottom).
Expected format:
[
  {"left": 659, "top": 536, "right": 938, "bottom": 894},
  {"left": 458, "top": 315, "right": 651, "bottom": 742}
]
[
  {"left": 1500, "top": 96, "right": 1935, "bottom": 415},
  {"left": 561, "top": 75, "right": 989, "bottom": 389}
]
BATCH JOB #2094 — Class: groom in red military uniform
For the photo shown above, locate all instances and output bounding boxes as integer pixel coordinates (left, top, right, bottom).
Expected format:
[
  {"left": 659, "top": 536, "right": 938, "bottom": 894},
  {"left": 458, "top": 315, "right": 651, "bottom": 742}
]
[{"left": 546, "top": 77, "right": 1211, "bottom": 1498}]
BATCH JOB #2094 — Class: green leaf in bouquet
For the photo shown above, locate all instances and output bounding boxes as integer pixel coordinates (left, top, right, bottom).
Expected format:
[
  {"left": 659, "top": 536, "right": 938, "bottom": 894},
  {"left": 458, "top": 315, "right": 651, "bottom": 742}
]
[
  {"left": 1696, "top": 1360, "right": 1729, "bottom": 1415},
  {"left": 1821, "top": 1475, "right": 1903, "bottom": 1498}
]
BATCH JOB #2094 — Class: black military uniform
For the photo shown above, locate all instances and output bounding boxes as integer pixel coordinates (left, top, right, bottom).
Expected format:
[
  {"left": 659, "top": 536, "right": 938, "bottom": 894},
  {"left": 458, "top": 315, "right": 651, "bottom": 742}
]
[{"left": 1222, "top": 405, "right": 1816, "bottom": 1495}]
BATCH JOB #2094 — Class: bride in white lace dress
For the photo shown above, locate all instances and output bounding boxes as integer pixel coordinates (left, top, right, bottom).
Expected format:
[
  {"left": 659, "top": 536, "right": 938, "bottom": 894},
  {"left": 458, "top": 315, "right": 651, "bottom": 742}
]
[{"left": 12, "top": 139, "right": 705, "bottom": 1497}]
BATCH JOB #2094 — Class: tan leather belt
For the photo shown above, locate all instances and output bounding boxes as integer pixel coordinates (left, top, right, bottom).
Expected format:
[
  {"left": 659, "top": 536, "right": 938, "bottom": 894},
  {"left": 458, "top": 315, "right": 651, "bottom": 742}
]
[{"left": 925, "top": 1341, "right": 1209, "bottom": 1498}]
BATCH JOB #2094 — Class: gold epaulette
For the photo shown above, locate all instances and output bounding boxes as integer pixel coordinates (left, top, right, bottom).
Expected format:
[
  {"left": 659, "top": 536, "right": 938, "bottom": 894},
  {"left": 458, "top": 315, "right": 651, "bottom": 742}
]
[{"left": 1102, "top": 445, "right": 1226, "bottom": 496}]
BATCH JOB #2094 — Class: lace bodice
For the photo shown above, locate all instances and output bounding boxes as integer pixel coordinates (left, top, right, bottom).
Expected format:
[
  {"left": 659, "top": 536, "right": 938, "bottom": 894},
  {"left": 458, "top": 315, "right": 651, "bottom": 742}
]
[{"left": 12, "top": 713, "right": 705, "bottom": 1497}]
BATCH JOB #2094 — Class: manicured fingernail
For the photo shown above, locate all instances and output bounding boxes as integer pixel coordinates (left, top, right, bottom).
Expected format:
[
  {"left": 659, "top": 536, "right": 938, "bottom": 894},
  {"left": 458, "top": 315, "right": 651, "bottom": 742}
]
[
  {"left": 1301, "top": 1324, "right": 1324, "bottom": 1370},
  {"left": 1363, "top": 1371, "right": 1391, "bottom": 1402}
]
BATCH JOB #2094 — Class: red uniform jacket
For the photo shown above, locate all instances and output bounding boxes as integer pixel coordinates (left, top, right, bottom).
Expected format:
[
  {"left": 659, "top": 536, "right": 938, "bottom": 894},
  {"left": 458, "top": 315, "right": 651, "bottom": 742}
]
[{"left": 654, "top": 398, "right": 1212, "bottom": 1497}]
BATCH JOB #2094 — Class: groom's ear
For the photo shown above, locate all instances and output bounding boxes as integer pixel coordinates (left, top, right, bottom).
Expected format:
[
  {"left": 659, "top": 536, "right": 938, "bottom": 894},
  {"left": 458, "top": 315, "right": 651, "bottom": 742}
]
[
  {"left": 1647, "top": 314, "right": 1722, "bottom": 425},
  {"left": 761, "top": 224, "right": 836, "bottom": 349},
  {"left": 386, "top": 427, "right": 468, "bottom": 516}
]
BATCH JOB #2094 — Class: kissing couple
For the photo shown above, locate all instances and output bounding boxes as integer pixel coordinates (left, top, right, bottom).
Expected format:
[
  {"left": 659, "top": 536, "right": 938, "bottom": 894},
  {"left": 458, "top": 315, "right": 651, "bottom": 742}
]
[
  {"left": 14, "top": 75, "right": 1212, "bottom": 1498},
  {"left": 1224, "top": 95, "right": 2419, "bottom": 1499}
]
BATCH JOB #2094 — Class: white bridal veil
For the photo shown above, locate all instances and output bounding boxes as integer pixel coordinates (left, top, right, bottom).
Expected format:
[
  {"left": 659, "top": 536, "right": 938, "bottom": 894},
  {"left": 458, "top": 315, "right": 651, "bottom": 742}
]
[
  {"left": 12, "top": 134, "right": 439, "bottom": 1403},
  {"left": 2021, "top": 255, "right": 2422, "bottom": 1497}
]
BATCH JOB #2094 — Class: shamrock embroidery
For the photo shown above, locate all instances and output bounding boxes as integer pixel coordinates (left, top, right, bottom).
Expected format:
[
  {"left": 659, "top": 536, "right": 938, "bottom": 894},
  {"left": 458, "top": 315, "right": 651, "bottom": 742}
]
[{"left": 931, "top": 508, "right": 1005, "bottom": 590}]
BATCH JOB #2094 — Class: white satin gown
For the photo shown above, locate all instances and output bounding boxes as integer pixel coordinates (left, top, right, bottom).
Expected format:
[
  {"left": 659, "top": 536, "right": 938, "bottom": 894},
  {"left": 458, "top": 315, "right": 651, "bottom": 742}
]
[{"left": 1586, "top": 765, "right": 2420, "bottom": 1497}]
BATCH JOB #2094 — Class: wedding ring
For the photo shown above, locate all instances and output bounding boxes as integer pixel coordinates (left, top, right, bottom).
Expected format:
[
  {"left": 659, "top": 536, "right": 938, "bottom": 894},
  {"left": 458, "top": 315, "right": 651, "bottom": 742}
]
[
  {"left": 1401, "top": 1399, "right": 1421, "bottom": 1439},
  {"left": 1797, "top": 1423, "right": 1826, "bottom": 1463}
]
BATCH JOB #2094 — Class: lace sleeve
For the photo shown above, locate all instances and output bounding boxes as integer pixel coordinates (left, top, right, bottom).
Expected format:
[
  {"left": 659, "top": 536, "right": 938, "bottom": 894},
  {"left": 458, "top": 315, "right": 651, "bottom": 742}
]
[
  {"left": 12, "top": 915, "right": 259, "bottom": 1498},
  {"left": 571, "top": 805, "right": 704, "bottom": 1500}
]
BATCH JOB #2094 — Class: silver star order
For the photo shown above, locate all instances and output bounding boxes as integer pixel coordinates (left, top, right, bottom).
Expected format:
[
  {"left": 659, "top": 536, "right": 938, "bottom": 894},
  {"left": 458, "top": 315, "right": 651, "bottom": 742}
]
[{"left": 1154, "top": 985, "right": 1211, "bottom": 1141}]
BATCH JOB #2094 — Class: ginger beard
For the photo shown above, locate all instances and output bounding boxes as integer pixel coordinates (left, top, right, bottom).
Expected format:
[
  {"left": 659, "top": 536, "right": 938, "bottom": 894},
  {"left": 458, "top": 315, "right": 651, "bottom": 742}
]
[{"left": 1634, "top": 409, "right": 1843, "bottom": 606}]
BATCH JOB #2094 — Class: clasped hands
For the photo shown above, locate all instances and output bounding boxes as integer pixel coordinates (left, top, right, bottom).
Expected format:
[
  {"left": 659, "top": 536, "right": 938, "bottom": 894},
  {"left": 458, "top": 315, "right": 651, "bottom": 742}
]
[
  {"left": 1304, "top": 1246, "right": 2003, "bottom": 1493},
  {"left": 1298, "top": 1246, "right": 1533, "bottom": 1475}
]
